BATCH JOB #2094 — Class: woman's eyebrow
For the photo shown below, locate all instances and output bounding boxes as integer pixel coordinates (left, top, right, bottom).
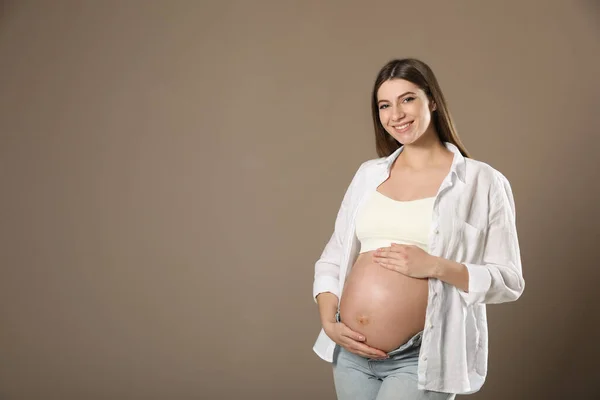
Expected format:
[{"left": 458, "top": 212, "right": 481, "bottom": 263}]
[{"left": 377, "top": 91, "right": 416, "bottom": 104}]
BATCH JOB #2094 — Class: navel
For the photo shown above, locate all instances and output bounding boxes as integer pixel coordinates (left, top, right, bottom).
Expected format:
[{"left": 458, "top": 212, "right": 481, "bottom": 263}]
[{"left": 356, "top": 315, "right": 370, "bottom": 326}]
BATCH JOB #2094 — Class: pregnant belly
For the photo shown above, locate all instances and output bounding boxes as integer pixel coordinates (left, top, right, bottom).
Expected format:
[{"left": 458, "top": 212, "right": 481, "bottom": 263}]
[{"left": 339, "top": 250, "right": 429, "bottom": 353}]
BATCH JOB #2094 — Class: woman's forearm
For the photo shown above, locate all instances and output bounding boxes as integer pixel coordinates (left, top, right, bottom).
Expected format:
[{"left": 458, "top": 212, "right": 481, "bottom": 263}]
[
  {"left": 430, "top": 256, "right": 470, "bottom": 292},
  {"left": 316, "top": 292, "right": 339, "bottom": 326}
]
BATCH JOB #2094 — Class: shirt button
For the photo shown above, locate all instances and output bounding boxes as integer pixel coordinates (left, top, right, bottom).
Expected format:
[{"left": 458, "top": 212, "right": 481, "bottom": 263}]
[{"left": 434, "top": 229, "right": 439, "bottom": 234}]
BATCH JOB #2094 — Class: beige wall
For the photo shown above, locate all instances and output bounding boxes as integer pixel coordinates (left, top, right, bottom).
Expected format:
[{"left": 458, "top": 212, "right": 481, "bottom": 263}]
[{"left": 1, "top": 1, "right": 599, "bottom": 399}]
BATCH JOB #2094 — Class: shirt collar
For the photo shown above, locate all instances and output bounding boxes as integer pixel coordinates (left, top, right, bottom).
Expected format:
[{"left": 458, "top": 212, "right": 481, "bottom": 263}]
[{"left": 376, "top": 141, "right": 466, "bottom": 183}]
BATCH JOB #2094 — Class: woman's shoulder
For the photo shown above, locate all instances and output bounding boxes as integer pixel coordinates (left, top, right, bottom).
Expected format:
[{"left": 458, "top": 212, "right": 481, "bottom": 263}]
[
  {"left": 464, "top": 157, "right": 510, "bottom": 183},
  {"left": 340, "top": 157, "right": 386, "bottom": 189},
  {"left": 351, "top": 157, "right": 387, "bottom": 178},
  {"left": 359, "top": 157, "right": 385, "bottom": 170},
  {"left": 464, "top": 157, "right": 514, "bottom": 198}
]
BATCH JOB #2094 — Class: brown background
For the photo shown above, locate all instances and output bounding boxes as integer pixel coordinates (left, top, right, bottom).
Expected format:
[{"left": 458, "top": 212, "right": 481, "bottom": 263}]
[{"left": 1, "top": 1, "right": 599, "bottom": 399}]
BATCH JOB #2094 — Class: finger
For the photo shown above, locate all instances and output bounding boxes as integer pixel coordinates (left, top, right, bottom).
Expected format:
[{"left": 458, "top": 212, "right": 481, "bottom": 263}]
[
  {"left": 375, "top": 256, "right": 400, "bottom": 269},
  {"left": 353, "top": 343, "right": 388, "bottom": 358},
  {"left": 377, "top": 248, "right": 402, "bottom": 260},
  {"left": 345, "top": 345, "right": 381, "bottom": 359},
  {"left": 341, "top": 326, "right": 365, "bottom": 342},
  {"left": 354, "top": 350, "right": 384, "bottom": 359},
  {"left": 378, "top": 262, "right": 406, "bottom": 275},
  {"left": 375, "top": 246, "right": 393, "bottom": 255},
  {"left": 339, "top": 336, "right": 379, "bottom": 357},
  {"left": 377, "top": 262, "right": 395, "bottom": 271},
  {"left": 390, "top": 245, "right": 411, "bottom": 258},
  {"left": 342, "top": 338, "right": 387, "bottom": 358},
  {"left": 373, "top": 254, "right": 400, "bottom": 265},
  {"left": 372, "top": 252, "right": 394, "bottom": 264},
  {"left": 391, "top": 243, "right": 411, "bottom": 250}
]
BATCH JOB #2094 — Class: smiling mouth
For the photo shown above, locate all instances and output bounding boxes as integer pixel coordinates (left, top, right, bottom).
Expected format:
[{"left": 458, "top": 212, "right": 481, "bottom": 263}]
[{"left": 392, "top": 121, "right": 413, "bottom": 133}]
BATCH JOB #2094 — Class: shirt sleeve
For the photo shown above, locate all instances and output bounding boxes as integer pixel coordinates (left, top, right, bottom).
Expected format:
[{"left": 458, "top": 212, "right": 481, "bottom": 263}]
[
  {"left": 312, "top": 163, "right": 365, "bottom": 303},
  {"left": 458, "top": 171, "right": 525, "bottom": 306}
]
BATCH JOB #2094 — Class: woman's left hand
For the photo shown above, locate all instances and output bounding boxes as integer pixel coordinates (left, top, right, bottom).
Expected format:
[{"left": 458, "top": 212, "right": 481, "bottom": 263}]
[{"left": 372, "top": 243, "right": 437, "bottom": 279}]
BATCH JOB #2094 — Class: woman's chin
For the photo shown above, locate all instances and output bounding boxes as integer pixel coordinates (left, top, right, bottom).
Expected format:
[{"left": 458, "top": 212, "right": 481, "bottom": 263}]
[
  {"left": 395, "top": 137, "right": 414, "bottom": 146},
  {"left": 397, "top": 133, "right": 426, "bottom": 146},
  {"left": 389, "top": 131, "right": 419, "bottom": 145}
]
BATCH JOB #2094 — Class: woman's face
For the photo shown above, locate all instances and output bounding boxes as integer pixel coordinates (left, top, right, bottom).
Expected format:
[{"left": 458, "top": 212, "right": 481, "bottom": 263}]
[{"left": 376, "top": 79, "right": 436, "bottom": 145}]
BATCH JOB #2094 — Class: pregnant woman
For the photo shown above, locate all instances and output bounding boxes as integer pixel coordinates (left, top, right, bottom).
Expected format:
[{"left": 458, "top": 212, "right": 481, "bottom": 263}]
[{"left": 312, "top": 58, "right": 525, "bottom": 400}]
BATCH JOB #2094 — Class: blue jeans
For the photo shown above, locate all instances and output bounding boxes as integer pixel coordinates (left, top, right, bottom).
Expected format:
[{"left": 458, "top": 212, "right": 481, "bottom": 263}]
[{"left": 332, "top": 313, "right": 456, "bottom": 400}]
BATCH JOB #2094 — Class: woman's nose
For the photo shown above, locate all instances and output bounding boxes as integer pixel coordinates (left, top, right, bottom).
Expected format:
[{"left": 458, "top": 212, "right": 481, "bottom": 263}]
[{"left": 392, "top": 105, "right": 404, "bottom": 120}]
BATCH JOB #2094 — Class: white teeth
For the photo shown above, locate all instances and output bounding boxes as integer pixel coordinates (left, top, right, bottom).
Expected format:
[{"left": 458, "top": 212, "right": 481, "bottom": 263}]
[{"left": 395, "top": 122, "right": 411, "bottom": 129}]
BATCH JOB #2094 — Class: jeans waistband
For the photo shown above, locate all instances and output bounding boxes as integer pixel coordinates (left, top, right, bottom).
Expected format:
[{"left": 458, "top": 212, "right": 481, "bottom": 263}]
[{"left": 387, "top": 330, "right": 423, "bottom": 356}]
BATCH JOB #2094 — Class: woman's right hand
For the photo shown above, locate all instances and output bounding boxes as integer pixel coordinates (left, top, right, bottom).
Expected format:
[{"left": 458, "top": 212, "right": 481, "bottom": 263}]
[{"left": 323, "top": 321, "right": 389, "bottom": 359}]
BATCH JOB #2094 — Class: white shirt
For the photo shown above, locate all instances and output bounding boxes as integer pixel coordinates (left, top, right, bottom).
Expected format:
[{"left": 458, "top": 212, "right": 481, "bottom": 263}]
[{"left": 312, "top": 142, "right": 525, "bottom": 394}]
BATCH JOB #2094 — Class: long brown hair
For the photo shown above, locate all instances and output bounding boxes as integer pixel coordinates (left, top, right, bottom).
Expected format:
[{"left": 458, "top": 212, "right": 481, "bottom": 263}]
[{"left": 371, "top": 58, "right": 471, "bottom": 158}]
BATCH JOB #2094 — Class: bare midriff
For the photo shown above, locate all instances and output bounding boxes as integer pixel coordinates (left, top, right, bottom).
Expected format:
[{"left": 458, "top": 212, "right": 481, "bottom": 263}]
[{"left": 339, "top": 250, "right": 429, "bottom": 353}]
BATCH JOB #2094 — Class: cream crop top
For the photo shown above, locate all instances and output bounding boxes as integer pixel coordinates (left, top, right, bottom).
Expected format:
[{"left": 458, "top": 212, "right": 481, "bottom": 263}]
[{"left": 355, "top": 190, "right": 435, "bottom": 254}]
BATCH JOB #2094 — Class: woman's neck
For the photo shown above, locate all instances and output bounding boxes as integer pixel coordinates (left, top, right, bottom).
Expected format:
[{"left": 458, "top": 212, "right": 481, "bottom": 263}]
[{"left": 394, "top": 133, "right": 451, "bottom": 172}]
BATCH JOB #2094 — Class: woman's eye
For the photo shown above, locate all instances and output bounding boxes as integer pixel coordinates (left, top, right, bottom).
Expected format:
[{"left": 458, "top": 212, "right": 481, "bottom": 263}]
[
  {"left": 403, "top": 97, "right": 415, "bottom": 103},
  {"left": 379, "top": 104, "right": 389, "bottom": 110}
]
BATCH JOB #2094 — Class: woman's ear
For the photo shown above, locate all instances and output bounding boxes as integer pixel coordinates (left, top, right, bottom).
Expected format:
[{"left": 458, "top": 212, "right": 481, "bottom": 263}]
[{"left": 431, "top": 101, "right": 437, "bottom": 112}]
